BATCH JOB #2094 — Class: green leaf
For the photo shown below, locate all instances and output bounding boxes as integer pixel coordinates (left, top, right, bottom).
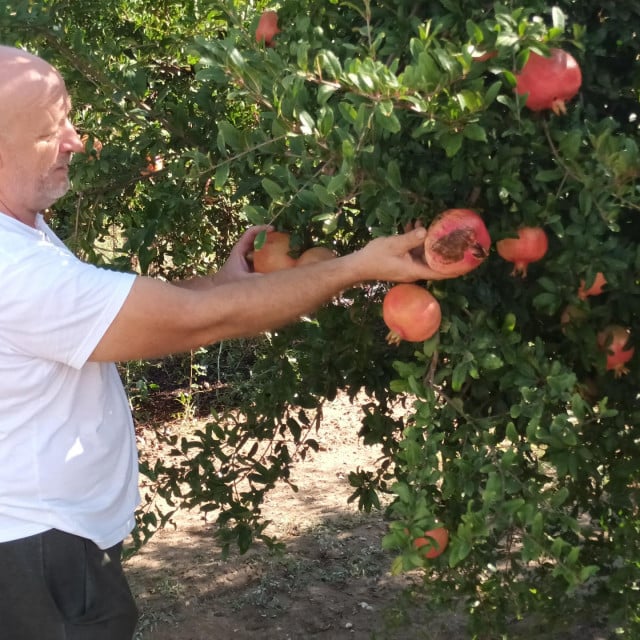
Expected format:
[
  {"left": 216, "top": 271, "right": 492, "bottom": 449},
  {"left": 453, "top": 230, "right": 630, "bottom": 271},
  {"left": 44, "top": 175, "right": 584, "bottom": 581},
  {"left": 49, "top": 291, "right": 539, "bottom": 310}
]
[
  {"left": 506, "top": 422, "right": 519, "bottom": 443},
  {"left": 480, "top": 353, "right": 504, "bottom": 370},
  {"left": 253, "top": 229, "right": 267, "bottom": 250},
  {"left": 261, "top": 178, "right": 284, "bottom": 201},
  {"left": 298, "top": 110, "right": 315, "bottom": 135},
  {"left": 484, "top": 80, "right": 503, "bottom": 106},
  {"left": 392, "top": 481, "right": 412, "bottom": 503},
  {"left": 440, "top": 132, "right": 463, "bottom": 158},
  {"left": 318, "top": 83, "right": 338, "bottom": 104},
  {"left": 463, "top": 123, "right": 487, "bottom": 142},
  {"left": 451, "top": 361, "right": 468, "bottom": 391},
  {"left": 317, "top": 50, "right": 342, "bottom": 78},
  {"left": 535, "top": 169, "right": 563, "bottom": 182},
  {"left": 214, "top": 163, "right": 230, "bottom": 190}
]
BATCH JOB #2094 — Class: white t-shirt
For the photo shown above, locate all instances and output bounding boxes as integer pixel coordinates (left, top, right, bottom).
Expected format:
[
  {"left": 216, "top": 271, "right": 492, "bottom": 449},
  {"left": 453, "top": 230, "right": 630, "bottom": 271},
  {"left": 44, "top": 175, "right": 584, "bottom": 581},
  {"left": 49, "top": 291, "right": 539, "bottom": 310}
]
[{"left": 0, "top": 213, "right": 139, "bottom": 549}]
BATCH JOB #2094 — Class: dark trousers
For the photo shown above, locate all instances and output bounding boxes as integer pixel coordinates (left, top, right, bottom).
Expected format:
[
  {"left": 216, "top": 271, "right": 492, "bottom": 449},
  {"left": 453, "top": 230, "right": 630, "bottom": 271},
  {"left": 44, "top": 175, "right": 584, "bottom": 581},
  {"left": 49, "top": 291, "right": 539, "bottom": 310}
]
[{"left": 0, "top": 529, "right": 138, "bottom": 640}]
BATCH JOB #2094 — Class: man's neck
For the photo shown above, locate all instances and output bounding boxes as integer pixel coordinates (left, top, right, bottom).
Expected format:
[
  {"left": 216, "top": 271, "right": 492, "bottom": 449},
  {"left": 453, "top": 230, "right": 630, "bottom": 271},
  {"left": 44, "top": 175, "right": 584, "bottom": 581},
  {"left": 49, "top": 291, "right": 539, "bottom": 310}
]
[{"left": 0, "top": 199, "right": 38, "bottom": 228}]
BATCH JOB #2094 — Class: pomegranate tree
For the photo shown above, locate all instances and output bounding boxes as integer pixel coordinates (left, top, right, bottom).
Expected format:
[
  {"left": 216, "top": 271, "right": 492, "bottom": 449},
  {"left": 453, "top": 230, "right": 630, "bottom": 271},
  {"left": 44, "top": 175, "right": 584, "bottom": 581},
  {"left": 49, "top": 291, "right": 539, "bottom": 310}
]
[
  {"left": 496, "top": 226, "right": 548, "bottom": 277},
  {"left": 382, "top": 284, "right": 441, "bottom": 345},
  {"left": 423, "top": 208, "right": 491, "bottom": 278},
  {"left": 515, "top": 48, "right": 582, "bottom": 115}
]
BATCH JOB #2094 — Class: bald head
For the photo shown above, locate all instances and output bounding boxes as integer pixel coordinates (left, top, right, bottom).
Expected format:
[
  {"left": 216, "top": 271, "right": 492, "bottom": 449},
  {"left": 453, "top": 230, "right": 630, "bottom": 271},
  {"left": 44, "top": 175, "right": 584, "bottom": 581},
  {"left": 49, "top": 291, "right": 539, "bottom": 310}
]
[
  {"left": 0, "top": 46, "right": 64, "bottom": 134},
  {"left": 0, "top": 45, "right": 83, "bottom": 225}
]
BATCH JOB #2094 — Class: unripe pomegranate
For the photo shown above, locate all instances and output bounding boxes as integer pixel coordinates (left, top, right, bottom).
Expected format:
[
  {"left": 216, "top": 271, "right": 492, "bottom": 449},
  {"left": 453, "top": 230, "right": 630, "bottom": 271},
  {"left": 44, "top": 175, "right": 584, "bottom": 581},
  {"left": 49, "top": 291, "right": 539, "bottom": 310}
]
[
  {"left": 296, "top": 246, "right": 336, "bottom": 266},
  {"left": 496, "top": 226, "right": 548, "bottom": 277},
  {"left": 255, "top": 10, "right": 280, "bottom": 47},
  {"left": 578, "top": 272, "right": 607, "bottom": 300},
  {"left": 252, "top": 231, "right": 296, "bottom": 273},
  {"left": 382, "top": 284, "right": 441, "bottom": 345},
  {"left": 560, "top": 304, "right": 588, "bottom": 331},
  {"left": 597, "top": 324, "right": 634, "bottom": 377},
  {"left": 413, "top": 526, "right": 449, "bottom": 560},
  {"left": 515, "top": 48, "right": 582, "bottom": 115},
  {"left": 423, "top": 209, "right": 491, "bottom": 278}
]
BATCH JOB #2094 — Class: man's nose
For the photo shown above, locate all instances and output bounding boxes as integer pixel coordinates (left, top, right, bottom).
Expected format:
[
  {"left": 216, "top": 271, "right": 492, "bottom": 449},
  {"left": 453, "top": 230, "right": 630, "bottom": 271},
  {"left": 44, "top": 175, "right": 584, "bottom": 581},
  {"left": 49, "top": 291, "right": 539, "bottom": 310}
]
[{"left": 61, "top": 120, "right": 85, "bottom": 154}]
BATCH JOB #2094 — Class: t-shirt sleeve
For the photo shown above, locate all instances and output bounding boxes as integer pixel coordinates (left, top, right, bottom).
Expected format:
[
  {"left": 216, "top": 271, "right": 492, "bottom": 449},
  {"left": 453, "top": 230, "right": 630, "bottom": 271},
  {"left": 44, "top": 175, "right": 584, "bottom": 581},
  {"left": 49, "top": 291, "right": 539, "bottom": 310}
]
[{"left": 1, "top": 241, "right": 136, "bottom": 369}]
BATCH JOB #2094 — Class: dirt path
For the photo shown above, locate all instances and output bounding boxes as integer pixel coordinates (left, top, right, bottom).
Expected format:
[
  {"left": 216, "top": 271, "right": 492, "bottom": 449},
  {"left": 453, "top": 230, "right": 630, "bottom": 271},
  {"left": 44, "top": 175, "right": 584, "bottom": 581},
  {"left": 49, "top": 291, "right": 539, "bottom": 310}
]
[
  {"left": 125, "top": 392, "right": 611, "bottom": 640},
  {"left": 125, "top": 393, "right": 463, "bottom": 640}
]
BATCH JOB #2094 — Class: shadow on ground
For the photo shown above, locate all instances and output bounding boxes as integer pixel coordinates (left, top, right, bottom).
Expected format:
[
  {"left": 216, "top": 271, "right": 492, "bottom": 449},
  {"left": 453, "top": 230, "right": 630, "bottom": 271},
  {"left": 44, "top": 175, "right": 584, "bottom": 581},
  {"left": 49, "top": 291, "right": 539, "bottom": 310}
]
[{"left": 126, "top": 506, "right": 465, "bottom": 640}]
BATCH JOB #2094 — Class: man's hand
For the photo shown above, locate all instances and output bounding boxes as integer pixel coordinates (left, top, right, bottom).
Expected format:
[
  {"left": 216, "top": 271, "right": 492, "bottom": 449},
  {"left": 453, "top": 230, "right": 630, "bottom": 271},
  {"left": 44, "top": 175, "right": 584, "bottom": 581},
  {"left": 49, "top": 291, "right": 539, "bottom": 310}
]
[
  {"left": 174, "top": 225, "right": 271, "bottom": 290},
  {"left": 211, "top": 225, "right": 271, "bottom": 285},
  {"left": 345, "top": 226, "right": 450, "bottom": 283}
]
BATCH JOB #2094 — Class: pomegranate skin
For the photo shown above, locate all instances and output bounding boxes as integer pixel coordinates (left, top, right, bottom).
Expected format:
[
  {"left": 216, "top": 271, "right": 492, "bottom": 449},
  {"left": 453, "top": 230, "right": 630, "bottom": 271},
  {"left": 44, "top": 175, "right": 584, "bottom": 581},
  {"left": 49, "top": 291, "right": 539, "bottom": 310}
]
[
  {"left": 383, "top": 284, "right": 442, "bottom": 345},
  {"left": 578, "top": 272, "right": 607, "bottom": 300},
  {"left": 597, "top": 325, "right": 634, "bottom": 377},
  {"left": 413, "top": 526, "right": 449, "bottom": 560},
  {"left": 252, "top": 231, "right": 296, "bottom": 273},
  {"left": 496, "top": 226, "right": 548, "bottom": 277},
  {"left": 256, "top": 10, "right": 280, "bottom": 47},
  {"left": 296, "top": 246, "right": 336, "bottom": 266},
  {"left": 515, "top": 48, "right": 582, "bottom": 115},
  {"left": 423, "top": 209, "right": 491, "bottom": 278}
]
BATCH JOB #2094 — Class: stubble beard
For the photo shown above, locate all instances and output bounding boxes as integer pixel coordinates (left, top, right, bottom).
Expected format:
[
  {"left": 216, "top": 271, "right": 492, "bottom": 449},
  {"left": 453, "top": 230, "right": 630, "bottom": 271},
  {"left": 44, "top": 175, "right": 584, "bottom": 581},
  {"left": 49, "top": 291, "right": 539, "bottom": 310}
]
[{"left": 38, "top": 172, "right": 71, "bottom": 211}]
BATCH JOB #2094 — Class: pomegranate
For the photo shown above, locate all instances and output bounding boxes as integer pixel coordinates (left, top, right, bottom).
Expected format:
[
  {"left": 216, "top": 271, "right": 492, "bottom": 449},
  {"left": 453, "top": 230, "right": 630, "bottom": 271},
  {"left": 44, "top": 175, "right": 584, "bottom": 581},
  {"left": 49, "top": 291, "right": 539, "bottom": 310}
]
[
  {"left": 382, "top": 284, "right": 441, "bottom": 345},
  {"left": 255, "top": 10, "right": 280, "bottom": 47},
  {"left": 423, "top": 209, "right": 491, "bottom": 278},
  {"left": 515, "top": 48, "right": 582, "bottom": 115},
  {"left": 496, "top": 226, "right": 548, "bottom": 277},
  {"left": 252, "top": 231, "right": 296, "bottom": 273},
  {"left": 560, "top": 304, "right": 587, "bottom": 331},
  {"left": 597, "top": 325, "right": 634, "bottom": 377},
  {"left": 296, "top": 246, "right": 336, "bottom": 266},
  {"left": 413, "top": 526, "right": 449, "bottom": 560},
  {"left": 578, "top": 272, "right": 607, "bottom": 300}
]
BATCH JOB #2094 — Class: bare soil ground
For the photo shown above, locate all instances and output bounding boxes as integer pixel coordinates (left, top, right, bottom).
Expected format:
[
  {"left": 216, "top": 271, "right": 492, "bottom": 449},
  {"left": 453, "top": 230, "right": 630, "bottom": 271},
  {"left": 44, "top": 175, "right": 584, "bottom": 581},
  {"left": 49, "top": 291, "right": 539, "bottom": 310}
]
[
  {"left": 125, "top": 392, "right": 462, "bottom": 640},
  {"left": 125, "top": 392, "right": 612, "bottom": 640}
]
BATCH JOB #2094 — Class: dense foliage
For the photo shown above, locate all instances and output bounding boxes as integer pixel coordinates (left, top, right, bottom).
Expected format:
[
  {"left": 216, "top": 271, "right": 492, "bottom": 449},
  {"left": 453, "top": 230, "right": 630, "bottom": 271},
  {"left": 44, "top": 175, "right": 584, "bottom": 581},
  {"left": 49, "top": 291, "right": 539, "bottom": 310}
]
[{"left": 2, "top": 0, "right": 639, "bottom": 635}]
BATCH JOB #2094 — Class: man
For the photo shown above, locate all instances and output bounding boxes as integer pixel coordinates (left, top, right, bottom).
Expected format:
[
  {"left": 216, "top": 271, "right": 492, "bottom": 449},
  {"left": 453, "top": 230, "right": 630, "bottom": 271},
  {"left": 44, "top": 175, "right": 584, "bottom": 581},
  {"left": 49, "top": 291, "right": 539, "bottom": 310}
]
[{"left": 0, "top": 45, "right": 440, "bottom": 639}]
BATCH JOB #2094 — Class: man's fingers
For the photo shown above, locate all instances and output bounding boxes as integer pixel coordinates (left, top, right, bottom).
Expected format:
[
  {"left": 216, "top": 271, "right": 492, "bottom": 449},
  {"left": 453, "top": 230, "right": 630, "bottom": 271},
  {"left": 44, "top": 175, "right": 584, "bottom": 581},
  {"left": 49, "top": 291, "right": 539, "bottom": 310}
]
[{"left": 398, "top": 226, "right": 427, "bottom": 251}]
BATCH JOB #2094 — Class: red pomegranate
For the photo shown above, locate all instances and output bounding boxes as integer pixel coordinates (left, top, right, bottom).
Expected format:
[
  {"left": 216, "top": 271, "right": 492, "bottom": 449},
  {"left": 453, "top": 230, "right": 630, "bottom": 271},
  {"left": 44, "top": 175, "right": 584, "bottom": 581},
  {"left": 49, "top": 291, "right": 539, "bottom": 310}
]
[
  {"left": 423, "top": 209, "right": 491, "bottom": 278},
  {"left": 252, "top": 231, "right": 296, "bottom": 273},
  {"left": 496, "top": 226, "right": 548, "bottom": 277},
  {"left": 382, "top": 284, "right": 442, "bottom": 345},
  {"left": 255, "top": 10, "right": 280, "bottom": 47},
  {"left": 413, "top": 526, "right": 449, "bottom": 560},
  {"left": 515, "top": 48, "right": 582, "bottom": 115},
  {"left": 597, "top": 325, "right": 634, "bottom": 377},
  {"left": 578, "top": 272, "right": 607, "bottom": 300}
]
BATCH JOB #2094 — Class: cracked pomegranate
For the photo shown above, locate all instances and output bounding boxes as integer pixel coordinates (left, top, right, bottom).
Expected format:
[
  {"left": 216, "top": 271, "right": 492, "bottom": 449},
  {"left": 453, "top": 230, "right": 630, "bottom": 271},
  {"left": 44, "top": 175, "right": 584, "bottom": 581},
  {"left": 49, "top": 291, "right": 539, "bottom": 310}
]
[{"left": 423, "top": 209, "right": 491, "bottom": 278}]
